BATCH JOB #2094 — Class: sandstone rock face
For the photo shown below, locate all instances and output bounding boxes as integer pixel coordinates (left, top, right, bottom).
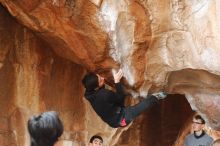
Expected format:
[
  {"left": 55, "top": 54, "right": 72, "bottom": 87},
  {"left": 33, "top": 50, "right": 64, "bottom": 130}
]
[
  {"left": 0, "top": 0, "right": 220, "bottom": 145},
  {"left": 0, "top": 5, "right": 126, "bottom": 146}
]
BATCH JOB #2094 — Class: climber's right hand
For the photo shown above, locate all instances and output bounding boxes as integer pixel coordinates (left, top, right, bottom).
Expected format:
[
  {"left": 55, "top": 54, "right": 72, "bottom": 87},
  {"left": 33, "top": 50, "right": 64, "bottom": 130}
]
[{"left": 113, "top": 69, "right": 123, "bottom": 83}]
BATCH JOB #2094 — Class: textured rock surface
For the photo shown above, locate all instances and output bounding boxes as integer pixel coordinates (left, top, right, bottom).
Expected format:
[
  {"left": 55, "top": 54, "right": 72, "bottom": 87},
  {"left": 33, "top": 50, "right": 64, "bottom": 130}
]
[
  {"left": 0, "top": 0, "right": 220, "bottom": 145},
  {"left": 0, "top": 5, "right": 126, "bottom": 146}
]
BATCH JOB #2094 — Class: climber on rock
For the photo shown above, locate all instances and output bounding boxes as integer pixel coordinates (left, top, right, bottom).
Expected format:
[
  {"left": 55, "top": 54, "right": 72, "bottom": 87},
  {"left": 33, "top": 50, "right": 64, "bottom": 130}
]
[{"left": 82, "top": 69, "right": 167, "bottom": 128}]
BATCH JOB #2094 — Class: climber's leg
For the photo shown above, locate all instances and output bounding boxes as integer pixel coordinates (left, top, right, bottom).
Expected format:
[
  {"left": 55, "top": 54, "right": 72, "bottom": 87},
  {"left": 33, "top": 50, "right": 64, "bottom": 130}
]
[{"left": 123, "top": 92, "right": 167, "bottom": 124}]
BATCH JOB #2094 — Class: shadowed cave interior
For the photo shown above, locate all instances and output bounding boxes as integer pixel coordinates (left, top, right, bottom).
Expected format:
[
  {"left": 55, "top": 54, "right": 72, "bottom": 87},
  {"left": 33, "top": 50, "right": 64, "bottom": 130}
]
[{"left": 116, "top": 94, "right": 194, "bottom": 146}]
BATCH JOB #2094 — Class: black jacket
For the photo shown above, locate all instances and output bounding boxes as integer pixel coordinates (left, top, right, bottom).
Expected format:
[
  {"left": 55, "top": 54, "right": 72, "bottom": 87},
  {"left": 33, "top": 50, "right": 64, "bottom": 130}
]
[{"left": 84, "top": 83, "right": 126, "bottom": 128}]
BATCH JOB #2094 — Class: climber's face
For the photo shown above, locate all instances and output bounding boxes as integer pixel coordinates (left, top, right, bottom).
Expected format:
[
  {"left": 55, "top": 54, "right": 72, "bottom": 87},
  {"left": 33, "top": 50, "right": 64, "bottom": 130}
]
[
  {"left": 97, "top": 74, "right": 105, "bottom": 87},
  {"left": 89, "top": 138, "right": 103, "bottom": 146}
]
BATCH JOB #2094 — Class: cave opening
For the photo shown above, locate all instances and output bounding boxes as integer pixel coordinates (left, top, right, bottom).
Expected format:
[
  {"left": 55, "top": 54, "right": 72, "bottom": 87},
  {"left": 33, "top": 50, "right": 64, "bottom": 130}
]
[{"left": 116, "top": 94, "right": 194, "bottom": 146}]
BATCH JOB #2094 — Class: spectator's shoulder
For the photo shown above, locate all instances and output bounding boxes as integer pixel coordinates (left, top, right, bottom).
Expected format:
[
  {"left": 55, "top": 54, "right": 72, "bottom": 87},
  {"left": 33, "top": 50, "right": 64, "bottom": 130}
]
[
  {"left": 184, "top": 134, "right": 192, "bottom": 146},
  {"left": 185, "top": 133, "right": 193, "bottom": 140},
  {"left": 205, "top": 133, "right": 213, "bottom": 141}
]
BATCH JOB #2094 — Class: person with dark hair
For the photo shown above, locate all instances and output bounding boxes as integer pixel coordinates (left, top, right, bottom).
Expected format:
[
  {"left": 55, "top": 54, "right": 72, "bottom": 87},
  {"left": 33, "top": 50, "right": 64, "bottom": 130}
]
[
  {"left": 82, "top": 69, "right": 167, "bottom": 128},
  {"left": 89, "top": 135, "right": 103, "bottom": 146},
  {"left": 28, "top": 111, "right": 63, "bottom": 146},
  {"left": 212, "top": 139, "right": 220, "bottom": 146},
  {"left": 184, "top": 114, "right": 213, "bottom": 146}
]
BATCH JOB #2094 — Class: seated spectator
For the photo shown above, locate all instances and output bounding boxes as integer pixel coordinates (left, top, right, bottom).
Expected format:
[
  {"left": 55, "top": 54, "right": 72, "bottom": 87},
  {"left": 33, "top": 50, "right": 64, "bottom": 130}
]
[{"left": 28, "top": 111, "right": 63, "bottom": 146}]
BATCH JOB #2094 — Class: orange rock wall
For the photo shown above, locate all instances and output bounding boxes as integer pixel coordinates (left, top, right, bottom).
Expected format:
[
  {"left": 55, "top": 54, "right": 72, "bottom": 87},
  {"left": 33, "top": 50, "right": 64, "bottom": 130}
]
[
  {"left": 0, "top": 5, "right": 126, "bottom": 146},
  {"left": 1, "top": 0, "right": 220, "bottom": 145}
]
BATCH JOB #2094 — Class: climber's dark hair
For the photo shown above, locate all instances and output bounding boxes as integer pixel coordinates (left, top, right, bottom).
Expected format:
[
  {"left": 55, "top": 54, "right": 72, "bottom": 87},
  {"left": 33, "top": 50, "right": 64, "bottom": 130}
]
[
  {"left": 89, "top": 135, "right": 103, "bottom": 143},
  {"left": 82, "top": 73, "right": 98, "bottom": 91},
  {"left": 28, "top": 111, "right": 63, "bottom": 146}
]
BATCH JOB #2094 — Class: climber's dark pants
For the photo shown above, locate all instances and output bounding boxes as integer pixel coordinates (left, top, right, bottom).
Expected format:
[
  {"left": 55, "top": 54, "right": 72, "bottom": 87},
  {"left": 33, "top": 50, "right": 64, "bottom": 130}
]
[{"left": 120, "top": 95, "right": 158, "bottom": 126}]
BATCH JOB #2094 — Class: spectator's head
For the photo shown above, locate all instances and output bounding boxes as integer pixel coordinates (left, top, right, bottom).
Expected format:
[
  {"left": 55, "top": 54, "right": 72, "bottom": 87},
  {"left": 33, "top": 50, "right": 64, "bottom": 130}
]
[
  {"left": 212, "top": 139, "right": 220, "bottom": 146},
  {"left": 192, "top": 115, "right": 205, "bottom": 132},
  {"left": 28, "top": 111, "right": 63, "bottom": 146},
  {"left": 89, "top": 135, "right": 103, "bottom": 146},
  {"left": 82, "top": 73, "right": 104, "bottom": 91}
]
